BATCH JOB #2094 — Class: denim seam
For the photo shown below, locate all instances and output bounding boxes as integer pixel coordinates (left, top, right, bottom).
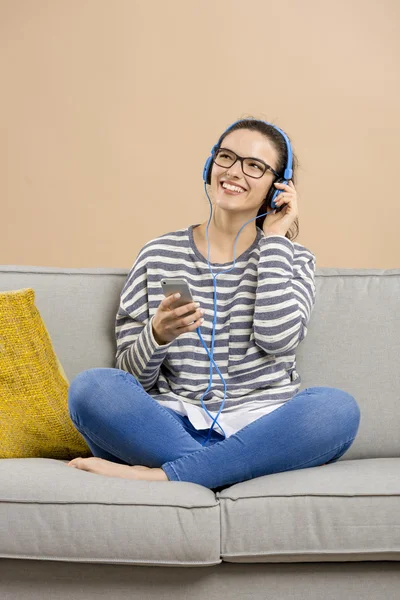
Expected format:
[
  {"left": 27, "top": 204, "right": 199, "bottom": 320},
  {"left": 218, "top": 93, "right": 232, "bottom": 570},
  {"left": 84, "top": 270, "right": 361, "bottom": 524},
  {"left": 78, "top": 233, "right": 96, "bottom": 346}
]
[
  {"left": 163, "top": 462, "right": 181, "bottom": 481},
  {"left": 162, "top": 437, "right": 219, "bottom": 468}
]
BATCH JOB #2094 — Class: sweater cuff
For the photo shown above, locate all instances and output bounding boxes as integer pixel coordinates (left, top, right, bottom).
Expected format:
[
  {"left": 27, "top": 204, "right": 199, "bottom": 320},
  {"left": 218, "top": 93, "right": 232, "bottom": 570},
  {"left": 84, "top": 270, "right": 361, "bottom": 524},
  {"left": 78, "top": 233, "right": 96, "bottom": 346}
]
[
  {"left": 148, "top": 315, "right": 173, "bottom": 351},
  {"left": 260, "top": 234, "right": 294, "bottom": 250}
]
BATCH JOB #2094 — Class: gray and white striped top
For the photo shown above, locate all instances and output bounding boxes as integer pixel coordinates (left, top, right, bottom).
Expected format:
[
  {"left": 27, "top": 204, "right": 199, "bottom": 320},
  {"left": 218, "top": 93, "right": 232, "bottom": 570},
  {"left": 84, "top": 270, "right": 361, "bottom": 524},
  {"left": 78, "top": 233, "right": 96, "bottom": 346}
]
[{"left": 115, "top": 224, "right": 316, "bottom": 438}]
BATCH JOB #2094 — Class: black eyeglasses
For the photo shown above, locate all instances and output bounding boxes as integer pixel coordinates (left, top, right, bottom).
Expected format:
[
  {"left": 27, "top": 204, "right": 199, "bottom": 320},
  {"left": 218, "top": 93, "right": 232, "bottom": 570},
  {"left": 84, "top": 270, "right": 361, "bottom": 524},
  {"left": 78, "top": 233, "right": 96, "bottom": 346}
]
[{"left": 212, "top": 147, "right": 280, "bottom": 179}]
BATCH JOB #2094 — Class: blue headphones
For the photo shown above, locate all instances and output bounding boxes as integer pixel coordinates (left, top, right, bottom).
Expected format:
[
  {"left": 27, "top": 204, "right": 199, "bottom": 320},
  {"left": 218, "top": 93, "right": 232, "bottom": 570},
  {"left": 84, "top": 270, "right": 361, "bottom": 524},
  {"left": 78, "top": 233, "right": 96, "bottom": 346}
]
[{"left": 196, "top": 119, "right": 293, "bottom": 446}]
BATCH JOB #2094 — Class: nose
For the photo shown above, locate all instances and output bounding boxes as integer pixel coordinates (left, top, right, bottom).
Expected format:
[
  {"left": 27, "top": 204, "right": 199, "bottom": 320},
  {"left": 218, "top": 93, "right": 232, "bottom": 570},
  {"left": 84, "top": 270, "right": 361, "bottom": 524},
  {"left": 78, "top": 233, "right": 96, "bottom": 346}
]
[{"left": 226, "top": 157, "right": 245, "bottom": 178}]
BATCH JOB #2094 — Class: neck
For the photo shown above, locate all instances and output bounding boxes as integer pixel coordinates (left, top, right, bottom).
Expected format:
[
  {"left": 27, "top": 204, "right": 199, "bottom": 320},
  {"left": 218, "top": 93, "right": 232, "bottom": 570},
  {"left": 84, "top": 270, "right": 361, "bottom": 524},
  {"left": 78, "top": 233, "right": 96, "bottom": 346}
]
[{"left": 199, "top": 212, "right": 258, "bottom": 252}]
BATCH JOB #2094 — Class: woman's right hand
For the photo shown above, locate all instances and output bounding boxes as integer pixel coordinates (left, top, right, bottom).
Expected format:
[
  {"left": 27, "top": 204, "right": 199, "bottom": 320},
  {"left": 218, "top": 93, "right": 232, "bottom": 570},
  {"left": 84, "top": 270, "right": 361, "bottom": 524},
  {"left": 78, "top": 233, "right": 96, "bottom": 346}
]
[{"left": 152, "top": 294, "right": 205, "bottom": 345}]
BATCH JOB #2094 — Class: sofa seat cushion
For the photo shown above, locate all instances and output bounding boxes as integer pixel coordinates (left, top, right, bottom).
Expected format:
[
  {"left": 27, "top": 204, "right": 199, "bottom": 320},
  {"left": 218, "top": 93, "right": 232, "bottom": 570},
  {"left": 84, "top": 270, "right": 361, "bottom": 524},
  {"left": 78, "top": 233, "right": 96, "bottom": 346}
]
[
  {"left": 0, "top": 458, "right": 221, "bottom": 567},
  {"left": 217, "top": 458, "right": 400, "bottom": 563}
]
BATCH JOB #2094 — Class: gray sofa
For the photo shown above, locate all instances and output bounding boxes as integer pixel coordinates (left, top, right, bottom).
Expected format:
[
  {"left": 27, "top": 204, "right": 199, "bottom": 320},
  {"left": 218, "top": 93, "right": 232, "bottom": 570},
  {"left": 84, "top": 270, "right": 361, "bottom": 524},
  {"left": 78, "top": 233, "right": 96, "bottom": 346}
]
[{"left": 1, "top": 264, "right": 399, "bottom": 600}]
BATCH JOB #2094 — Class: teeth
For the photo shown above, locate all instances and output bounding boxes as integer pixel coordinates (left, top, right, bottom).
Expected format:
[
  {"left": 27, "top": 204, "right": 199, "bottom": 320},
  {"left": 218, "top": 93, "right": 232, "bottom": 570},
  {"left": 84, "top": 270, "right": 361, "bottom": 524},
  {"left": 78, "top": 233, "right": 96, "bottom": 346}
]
[{"left": 222, "top": 182, "right": 245, "bottom": 193}]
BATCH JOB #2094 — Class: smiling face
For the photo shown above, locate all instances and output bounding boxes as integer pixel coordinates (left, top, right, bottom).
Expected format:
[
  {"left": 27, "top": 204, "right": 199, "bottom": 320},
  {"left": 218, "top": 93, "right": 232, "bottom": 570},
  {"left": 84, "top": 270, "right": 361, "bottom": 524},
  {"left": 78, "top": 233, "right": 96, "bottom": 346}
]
[{"left": 210, "top": 129, "right": 280, "bottom": 214}]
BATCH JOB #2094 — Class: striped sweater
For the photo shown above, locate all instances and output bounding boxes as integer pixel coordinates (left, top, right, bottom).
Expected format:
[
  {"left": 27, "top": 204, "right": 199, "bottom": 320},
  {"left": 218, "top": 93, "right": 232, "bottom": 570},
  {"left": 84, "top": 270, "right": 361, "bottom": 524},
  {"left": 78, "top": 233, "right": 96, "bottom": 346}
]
[{"left": 114, "top": 224, "right": 316, "bottom": 439}]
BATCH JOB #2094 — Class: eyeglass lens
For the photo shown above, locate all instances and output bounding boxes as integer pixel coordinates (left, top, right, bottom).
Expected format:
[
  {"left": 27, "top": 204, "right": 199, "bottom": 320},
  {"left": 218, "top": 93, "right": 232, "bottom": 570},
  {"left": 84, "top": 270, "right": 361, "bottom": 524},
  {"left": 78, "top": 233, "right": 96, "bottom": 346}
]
[{"left": 214, "top": 149, "right": 267, "bottom": 178}]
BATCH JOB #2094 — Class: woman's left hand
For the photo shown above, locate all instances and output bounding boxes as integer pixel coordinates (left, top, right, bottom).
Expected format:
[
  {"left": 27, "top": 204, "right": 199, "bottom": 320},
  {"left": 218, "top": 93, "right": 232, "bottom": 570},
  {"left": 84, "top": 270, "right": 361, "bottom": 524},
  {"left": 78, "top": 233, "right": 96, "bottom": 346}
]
[{"left": 262, "top": 180, "right": 299, "bottom": 237}]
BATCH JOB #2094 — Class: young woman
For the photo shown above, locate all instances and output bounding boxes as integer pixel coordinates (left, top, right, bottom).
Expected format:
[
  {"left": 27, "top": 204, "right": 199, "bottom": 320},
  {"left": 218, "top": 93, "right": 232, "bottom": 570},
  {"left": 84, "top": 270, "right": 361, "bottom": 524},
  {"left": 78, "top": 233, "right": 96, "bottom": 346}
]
[{"left": 67, "top": 118, "right": 361, "bottom": 491}]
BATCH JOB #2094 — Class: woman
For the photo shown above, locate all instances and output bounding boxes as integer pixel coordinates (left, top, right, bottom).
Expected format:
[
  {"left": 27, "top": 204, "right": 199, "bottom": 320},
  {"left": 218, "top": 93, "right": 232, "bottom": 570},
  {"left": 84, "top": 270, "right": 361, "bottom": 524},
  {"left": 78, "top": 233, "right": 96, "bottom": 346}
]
[{"left": 67, "top": 117, "right": 361, "bottom": 491}]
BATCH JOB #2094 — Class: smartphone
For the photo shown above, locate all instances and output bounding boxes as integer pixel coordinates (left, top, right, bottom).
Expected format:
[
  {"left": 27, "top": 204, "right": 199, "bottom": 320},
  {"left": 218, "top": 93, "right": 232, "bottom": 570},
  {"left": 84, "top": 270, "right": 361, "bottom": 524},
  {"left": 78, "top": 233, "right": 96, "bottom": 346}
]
[{"left": 161, "top": 278, "right": 196, "bottom": 319}]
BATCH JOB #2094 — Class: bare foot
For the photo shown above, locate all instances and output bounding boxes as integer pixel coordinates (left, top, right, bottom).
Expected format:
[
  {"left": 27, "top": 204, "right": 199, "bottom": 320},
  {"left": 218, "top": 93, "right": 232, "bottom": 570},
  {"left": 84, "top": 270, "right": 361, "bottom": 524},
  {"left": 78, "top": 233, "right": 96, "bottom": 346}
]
[{"left": 67, "top": 457, "right": 169, "bottom": 481}]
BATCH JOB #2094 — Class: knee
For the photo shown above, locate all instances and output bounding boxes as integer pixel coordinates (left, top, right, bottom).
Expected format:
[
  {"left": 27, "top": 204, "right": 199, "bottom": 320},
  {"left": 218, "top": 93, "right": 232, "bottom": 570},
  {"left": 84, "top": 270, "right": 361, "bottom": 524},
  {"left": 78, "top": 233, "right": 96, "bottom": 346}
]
[
  {"left": 68, "top": 368, "right": 114, "bottom": 418},
  {"left": 345, "top": 393, "right": 361, "bottom": 437},
  {"left": 331, "top": 388, "right": 360, "bottom": 429},
  {"left": 305, "top": 387, "right": 361, "bottom": 437},
  {"left": 68, "top": 368, "right": 95, "bottom": 416}
]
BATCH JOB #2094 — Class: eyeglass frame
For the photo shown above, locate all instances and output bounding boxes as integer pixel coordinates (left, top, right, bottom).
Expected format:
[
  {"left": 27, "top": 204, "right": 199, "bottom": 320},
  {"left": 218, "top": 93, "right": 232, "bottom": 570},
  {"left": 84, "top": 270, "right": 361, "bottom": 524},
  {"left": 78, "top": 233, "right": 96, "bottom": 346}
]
[{"left": 212, "top": 146, "right": 281, "bottom": 179}]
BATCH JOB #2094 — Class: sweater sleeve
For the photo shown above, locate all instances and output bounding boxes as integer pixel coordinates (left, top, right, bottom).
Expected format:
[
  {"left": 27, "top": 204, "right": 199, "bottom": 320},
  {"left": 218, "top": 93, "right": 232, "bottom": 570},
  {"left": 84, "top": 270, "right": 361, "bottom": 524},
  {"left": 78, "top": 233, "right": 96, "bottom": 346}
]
[
  {"left": 114, "top": 250, "right": 173, "bottom": 390},
  {"left": 253, "top": 234, "right": 316, "bottom": 356}
]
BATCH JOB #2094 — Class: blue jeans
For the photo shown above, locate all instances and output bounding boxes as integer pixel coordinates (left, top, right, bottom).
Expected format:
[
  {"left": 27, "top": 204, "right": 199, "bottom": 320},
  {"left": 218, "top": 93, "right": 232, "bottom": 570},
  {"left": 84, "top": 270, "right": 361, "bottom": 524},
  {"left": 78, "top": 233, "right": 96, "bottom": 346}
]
[{"left": 67, "top": 368, "right": 361, "bottom": 491}]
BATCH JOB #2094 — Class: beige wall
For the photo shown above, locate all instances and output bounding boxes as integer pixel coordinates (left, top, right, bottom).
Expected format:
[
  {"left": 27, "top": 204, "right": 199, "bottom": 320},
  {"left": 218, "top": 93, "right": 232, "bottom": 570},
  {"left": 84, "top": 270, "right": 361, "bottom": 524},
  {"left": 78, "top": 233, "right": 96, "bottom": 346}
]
[{"left": 1, "top": 0, "right": 399, "bottom": 269}]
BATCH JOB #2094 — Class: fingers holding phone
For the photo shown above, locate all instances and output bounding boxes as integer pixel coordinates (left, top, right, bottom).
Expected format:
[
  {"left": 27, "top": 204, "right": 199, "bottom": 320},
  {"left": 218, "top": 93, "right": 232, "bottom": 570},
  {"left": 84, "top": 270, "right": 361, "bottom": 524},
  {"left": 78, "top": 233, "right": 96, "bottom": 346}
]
[{"left": 152, "top": 280, "right": 204, "bottom": 345}]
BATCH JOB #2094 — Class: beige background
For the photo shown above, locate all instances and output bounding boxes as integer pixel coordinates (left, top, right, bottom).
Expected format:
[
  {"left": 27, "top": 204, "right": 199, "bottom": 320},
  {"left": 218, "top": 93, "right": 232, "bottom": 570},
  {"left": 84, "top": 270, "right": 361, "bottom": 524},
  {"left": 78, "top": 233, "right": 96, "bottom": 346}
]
[{"left": 1, "top": 0, "right": 398, "bottom": 269}]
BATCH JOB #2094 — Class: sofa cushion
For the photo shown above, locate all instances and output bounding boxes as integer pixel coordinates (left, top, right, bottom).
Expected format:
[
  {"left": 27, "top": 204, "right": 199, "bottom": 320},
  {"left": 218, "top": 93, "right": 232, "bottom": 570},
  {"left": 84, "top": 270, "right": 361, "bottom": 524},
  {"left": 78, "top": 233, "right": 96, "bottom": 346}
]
[
  {"left": 217, "top": 458, "right": 400, "bottom": 562},
  {"left": 0, "top": 288, "right": 91, "bottom": 460},
  {"left": 0, "top": 458, "right": 221, "bottom": 567}
]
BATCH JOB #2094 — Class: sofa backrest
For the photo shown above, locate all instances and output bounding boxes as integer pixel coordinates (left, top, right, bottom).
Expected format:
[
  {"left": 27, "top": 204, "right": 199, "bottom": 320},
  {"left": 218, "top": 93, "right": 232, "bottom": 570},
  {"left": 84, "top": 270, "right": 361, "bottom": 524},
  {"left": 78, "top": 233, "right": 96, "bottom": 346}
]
[{"left": 1, "top": 265, "right": 399, "bottom": 461}]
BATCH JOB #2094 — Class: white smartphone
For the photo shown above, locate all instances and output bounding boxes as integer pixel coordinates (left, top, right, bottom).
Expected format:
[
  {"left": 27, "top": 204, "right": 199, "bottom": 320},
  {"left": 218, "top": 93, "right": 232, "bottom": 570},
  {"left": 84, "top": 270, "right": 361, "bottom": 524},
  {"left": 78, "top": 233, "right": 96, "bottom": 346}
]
[{"left": 161, "top": 278, "right": 196, "bottom": 319}]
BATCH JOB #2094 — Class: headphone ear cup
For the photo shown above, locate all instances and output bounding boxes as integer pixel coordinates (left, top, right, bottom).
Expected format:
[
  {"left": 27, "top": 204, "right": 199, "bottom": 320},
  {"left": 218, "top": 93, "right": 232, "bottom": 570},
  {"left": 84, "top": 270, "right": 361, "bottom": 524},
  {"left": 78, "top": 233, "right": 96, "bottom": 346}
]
[
  {"left": 204, "top": 143, "right": 221, "bottom": 185},
  {"left": 204, "top": 156, "right": 213, "bottom": 185},
  {"left": 264, "top": 186, "right": 274, "bottom": 210},
  {"left": 206, "top": 161, "right": 212, "bottom": 185},
  {"left": 269, "top": 177, "right": 285, "bottom": 211}
]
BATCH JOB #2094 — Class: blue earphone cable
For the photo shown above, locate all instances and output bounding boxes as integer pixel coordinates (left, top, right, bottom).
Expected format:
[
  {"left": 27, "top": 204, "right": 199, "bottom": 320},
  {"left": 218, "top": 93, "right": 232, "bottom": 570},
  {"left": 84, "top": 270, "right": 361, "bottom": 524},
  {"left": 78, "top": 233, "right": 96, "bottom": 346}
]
[
  {"left": 194, "top": 118, "right": 293, "bottom": 446},
  {"left": 195, "top": 188, "right": 279, "bottom": 446}
]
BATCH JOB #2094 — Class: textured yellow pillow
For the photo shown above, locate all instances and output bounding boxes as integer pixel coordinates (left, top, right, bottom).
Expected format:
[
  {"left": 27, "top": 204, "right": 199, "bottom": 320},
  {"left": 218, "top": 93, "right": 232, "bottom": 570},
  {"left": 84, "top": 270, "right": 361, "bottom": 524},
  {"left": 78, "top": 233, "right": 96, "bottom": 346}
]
[{"left": 0, "top": 288, "right": 91, "bottom": 459}]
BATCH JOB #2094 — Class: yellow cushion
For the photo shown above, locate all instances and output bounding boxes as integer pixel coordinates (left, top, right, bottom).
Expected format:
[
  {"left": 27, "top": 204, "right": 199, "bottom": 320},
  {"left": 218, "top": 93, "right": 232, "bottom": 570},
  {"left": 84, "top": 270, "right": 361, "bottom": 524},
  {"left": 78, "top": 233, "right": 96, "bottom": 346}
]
[{"left": 0, "top": 288, "right": 91, "bottom": 459}]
